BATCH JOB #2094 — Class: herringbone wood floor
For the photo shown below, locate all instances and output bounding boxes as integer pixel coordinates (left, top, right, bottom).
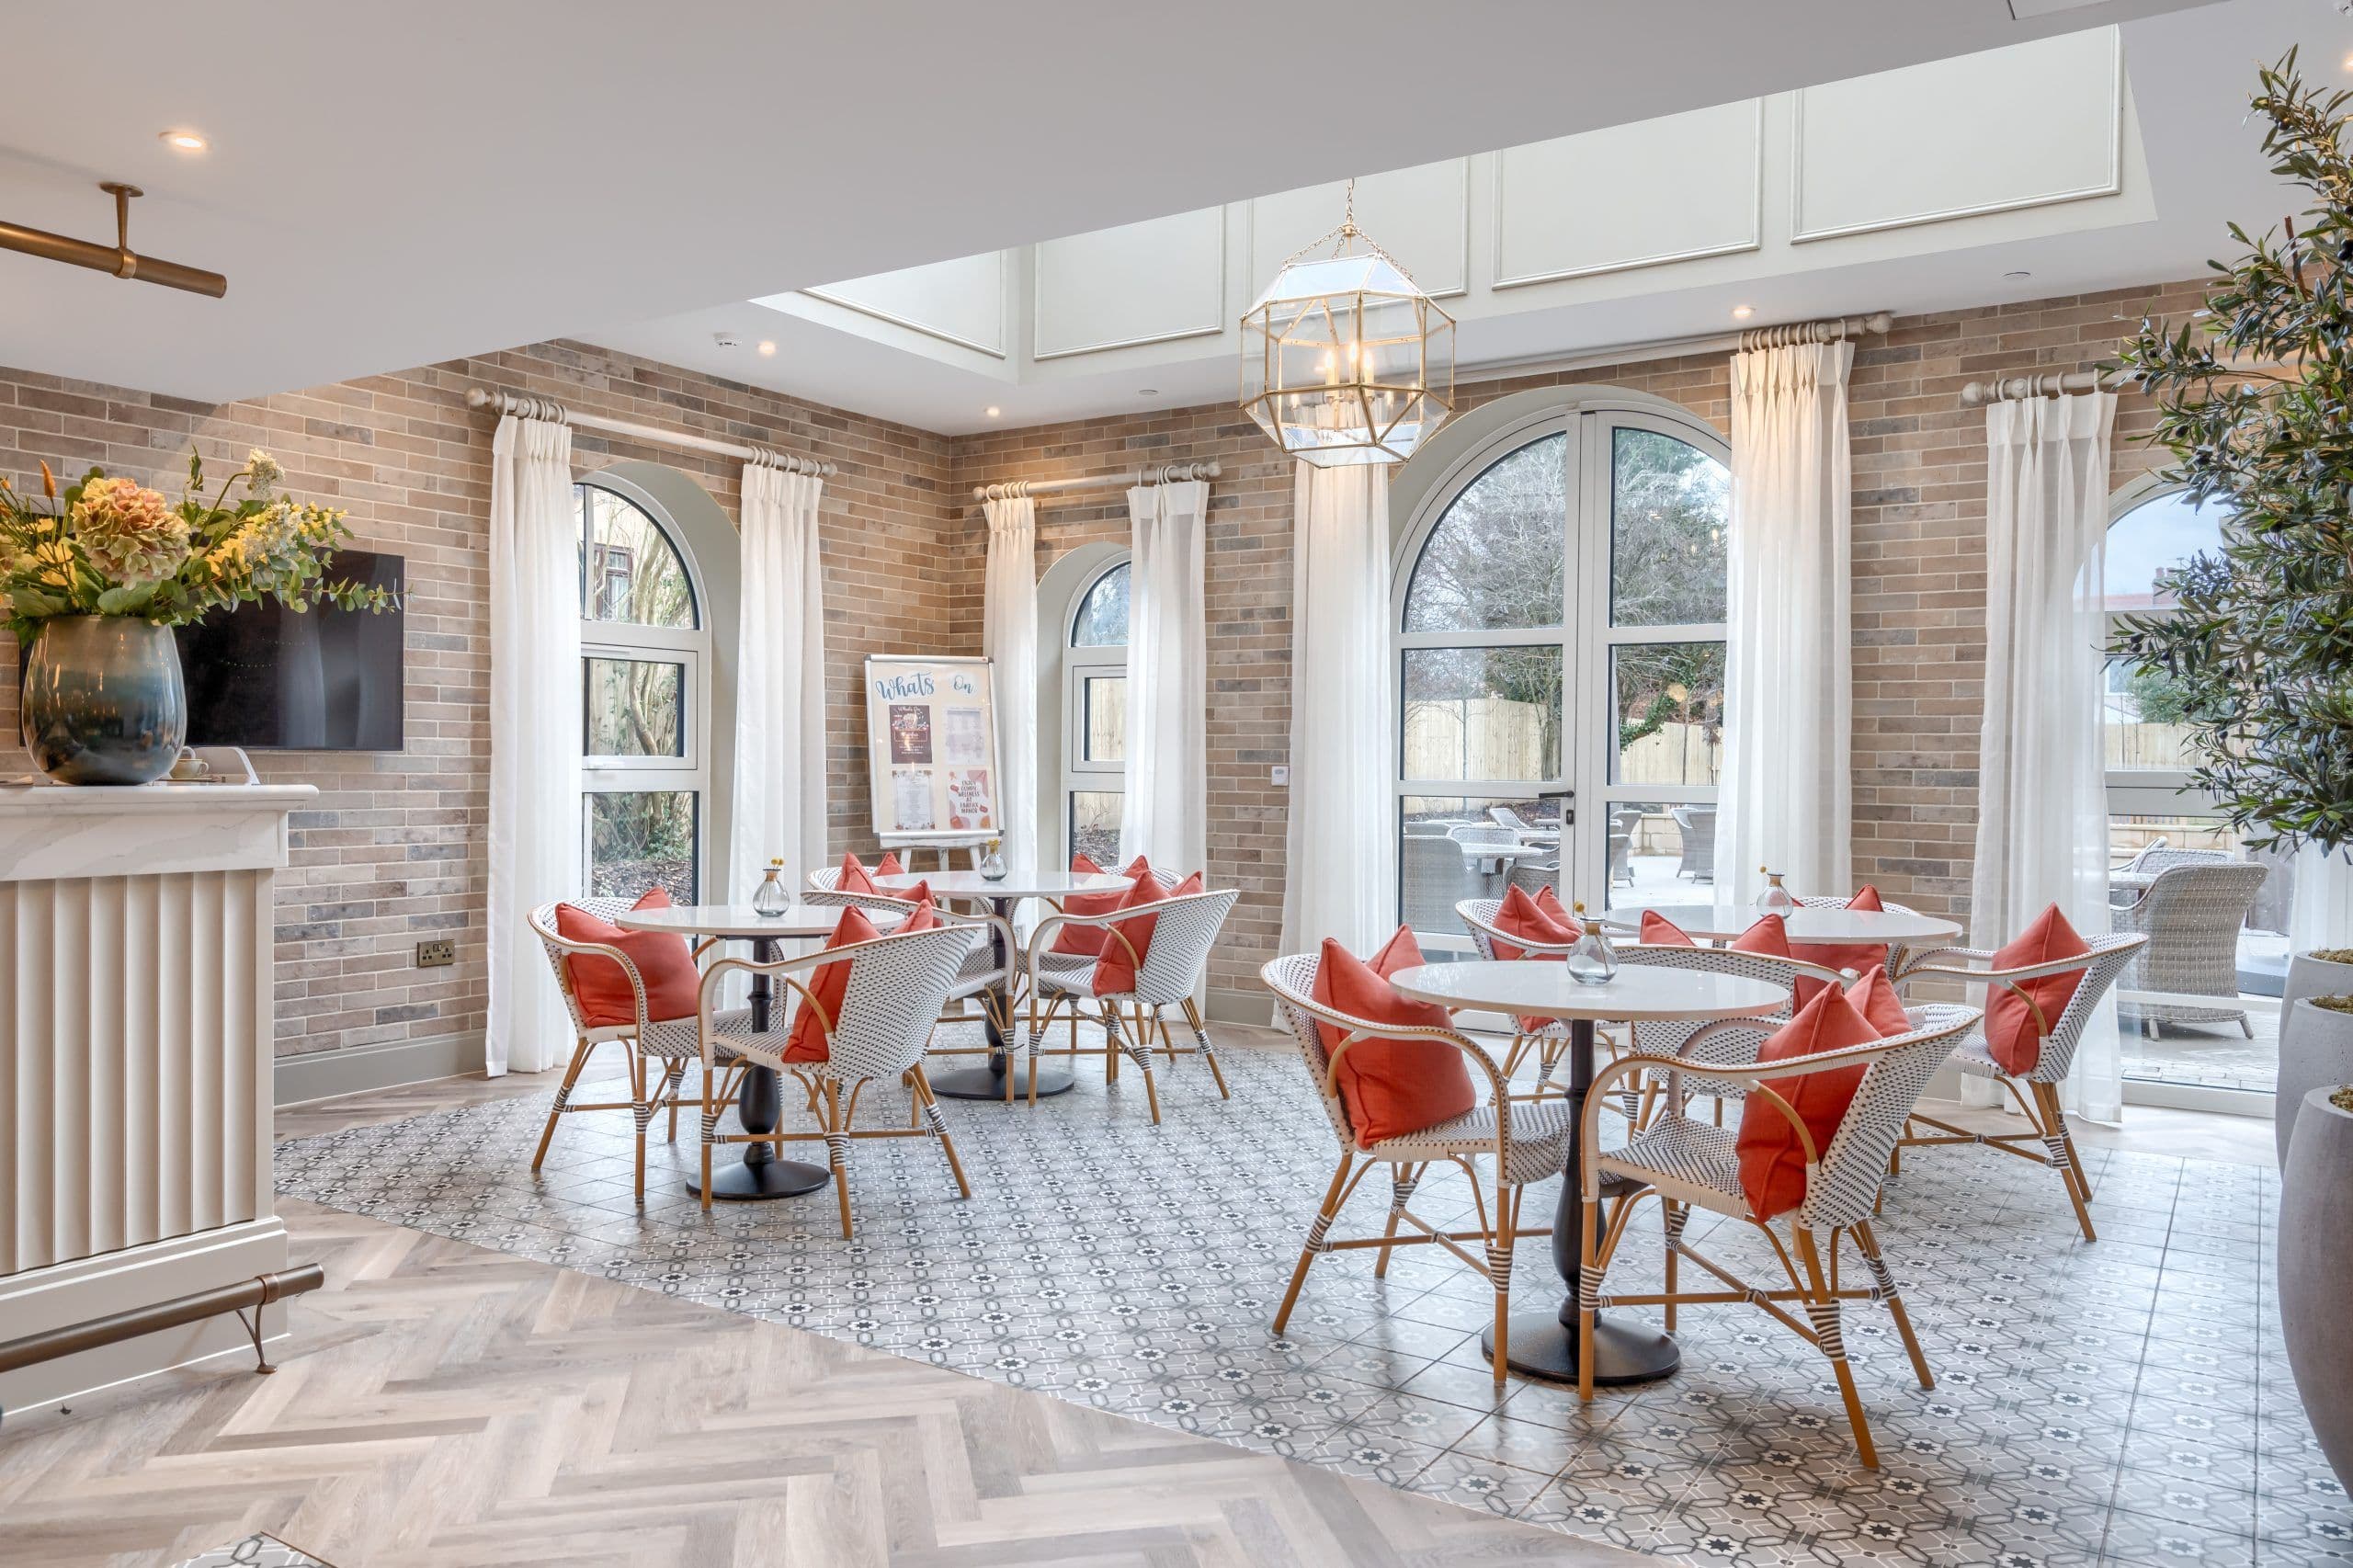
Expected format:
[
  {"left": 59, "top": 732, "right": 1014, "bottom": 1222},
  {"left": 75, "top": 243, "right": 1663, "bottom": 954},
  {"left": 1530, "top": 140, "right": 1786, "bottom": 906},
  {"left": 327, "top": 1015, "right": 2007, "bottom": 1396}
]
[{"left": 2, "top": 1197, "right": 1636, "bottom": 1566}]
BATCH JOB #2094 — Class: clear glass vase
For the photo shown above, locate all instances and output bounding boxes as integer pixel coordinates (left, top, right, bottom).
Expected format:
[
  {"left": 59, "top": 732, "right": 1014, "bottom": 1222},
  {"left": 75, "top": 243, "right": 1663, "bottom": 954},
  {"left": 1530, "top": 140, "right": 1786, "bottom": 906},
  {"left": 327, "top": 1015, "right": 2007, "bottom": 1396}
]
[
  {"left": 1756, "top": 868, "right": 1797, "bottom": 917},
  {"left": 978, "top": 840, "right": 1008, "bottom": 881},
  {"left": 752, "top": 859, "right": 789, "bottom": 916},
  {"left": 1565, "top": 902, "right": 1619, "bottom": 985}
]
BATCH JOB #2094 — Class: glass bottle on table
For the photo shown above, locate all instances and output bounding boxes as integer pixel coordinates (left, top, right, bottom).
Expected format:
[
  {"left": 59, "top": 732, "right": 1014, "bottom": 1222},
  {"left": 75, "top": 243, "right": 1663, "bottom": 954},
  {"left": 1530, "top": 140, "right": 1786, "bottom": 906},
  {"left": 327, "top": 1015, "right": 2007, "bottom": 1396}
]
[
  {"left": 1756, "top": 868, "right": 1796, "bottom": 916},
  {"left": 752, "top": 858, "right": 789, "bottom": 916},
  {"left": 1565, "top": 901, "right": 1619, "bottom": 985},
  {"left": 978, "top": 838, "right": 1008, "bottom": 881}
]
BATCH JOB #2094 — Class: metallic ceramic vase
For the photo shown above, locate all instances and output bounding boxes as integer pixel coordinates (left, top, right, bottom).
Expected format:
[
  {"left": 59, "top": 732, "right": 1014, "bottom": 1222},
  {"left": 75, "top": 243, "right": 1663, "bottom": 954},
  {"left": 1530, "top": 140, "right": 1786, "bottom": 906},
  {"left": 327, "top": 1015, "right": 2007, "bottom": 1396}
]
[{"left": 19, "top": 614, "right": 188, "bottom": 785}]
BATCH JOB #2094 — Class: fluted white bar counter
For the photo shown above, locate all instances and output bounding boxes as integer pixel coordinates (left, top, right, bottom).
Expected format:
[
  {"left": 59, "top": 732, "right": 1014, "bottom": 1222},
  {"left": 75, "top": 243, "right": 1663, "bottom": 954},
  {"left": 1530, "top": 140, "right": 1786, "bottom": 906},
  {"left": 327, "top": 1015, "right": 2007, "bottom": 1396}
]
[{"left": 0, "top": 780, "right": 315, "bottom": 1415}]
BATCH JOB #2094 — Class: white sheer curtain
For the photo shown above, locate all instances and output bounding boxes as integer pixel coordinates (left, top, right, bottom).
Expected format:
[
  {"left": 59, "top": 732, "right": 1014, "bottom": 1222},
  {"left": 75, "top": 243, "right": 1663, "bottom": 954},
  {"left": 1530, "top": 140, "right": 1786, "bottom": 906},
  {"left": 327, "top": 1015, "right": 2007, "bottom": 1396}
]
[
  {"left": 1120, "top": 479, "right": 1208, "bottom": 874},
  {"left": 729, "top": 463, "right": 828, "bottom": 907},
  {"left": 486, "top": 413, "right": 579, "bottom": 1076},
  {"left": 982, "top": 495, "right": 1040, "bottom": 877},
  {"left": 1719, "top": 338, "right": 1854, "bottom": 904},
  {"left": 1280, "top": 461, "right": 1395, "bottom": 955},
  {"left": 1971, "top": 391, "right": 2121, "bottom": 1121}
]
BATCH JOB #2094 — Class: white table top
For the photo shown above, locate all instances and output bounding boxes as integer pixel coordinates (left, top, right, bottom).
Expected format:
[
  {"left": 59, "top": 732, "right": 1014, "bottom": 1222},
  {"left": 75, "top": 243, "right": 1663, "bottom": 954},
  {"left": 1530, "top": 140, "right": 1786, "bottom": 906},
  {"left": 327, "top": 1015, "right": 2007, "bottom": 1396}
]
[
  {"left": 1458, "top": 842, "right": 1549, "bottom": 860},
  {"left": 1604, "top": 903, "right": 1961, "bottom": 945},
  {"left": 875, "top": 869, "right": 1129, "bottom": 901},
  {"left": 1390, "top": 961, "right": 1785, "bottom": 1023},
  {"left": 613, "top": 903, "right": 844, "bottom": 939}
]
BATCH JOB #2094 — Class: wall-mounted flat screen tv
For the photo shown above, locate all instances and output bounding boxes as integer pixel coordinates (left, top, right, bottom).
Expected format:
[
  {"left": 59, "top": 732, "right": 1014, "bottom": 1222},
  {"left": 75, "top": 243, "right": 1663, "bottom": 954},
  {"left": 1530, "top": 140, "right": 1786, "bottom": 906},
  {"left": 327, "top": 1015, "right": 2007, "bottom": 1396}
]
[{"left": 174, "top": 550, "right": 406, "bottom": 751}]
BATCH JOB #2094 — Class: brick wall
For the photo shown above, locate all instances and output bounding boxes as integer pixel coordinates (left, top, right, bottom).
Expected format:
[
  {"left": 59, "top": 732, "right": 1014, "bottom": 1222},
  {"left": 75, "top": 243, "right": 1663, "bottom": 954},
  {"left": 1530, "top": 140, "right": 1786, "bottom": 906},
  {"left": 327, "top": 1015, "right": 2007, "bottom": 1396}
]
[
  {"left": 0, "top": 341, "right": 958, "bottom": 1066},
  {"left": 0, "top": 277, "right": 2204, "bottom": 1069}
]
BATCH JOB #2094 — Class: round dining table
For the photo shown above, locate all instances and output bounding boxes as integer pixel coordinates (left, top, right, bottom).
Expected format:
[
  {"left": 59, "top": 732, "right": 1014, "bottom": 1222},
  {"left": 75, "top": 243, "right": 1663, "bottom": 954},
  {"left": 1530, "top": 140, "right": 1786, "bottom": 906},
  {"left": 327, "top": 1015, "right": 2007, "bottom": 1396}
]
[
  {"left": 614, "top": 901, "right": 842, "bottom": 1202},
  {"left": 1605, "top": 903, "right": 1961, "bottom": 948},
  {"left": 874, "top": 867, "right": 1129, "bottom": 1101},
  {"left": 1388, "top": 960, "right": 1785, "bottom": 1387}
]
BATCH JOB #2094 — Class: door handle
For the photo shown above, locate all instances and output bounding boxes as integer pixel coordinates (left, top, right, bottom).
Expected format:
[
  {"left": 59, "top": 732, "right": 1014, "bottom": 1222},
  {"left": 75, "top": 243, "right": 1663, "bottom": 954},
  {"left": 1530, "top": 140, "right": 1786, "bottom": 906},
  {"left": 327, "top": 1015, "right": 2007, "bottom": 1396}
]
[{"left": 1536, "top": 789, "right": 1574, "bottom": 827}]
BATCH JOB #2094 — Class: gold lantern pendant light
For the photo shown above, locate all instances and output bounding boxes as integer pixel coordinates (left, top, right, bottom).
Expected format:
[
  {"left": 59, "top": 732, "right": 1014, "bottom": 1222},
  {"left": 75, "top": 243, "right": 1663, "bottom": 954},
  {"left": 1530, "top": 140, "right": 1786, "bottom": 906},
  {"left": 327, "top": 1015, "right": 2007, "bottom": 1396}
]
[{"left": 1240, "top": 179, "right": 1455, "bottom": 466}]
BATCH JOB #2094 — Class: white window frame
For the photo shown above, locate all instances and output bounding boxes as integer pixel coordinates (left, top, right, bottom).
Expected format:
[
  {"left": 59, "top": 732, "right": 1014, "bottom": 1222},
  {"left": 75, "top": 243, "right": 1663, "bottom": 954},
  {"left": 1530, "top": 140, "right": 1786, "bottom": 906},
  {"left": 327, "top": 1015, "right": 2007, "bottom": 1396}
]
[
  {"left": 575, "top": 476, "right": 712, "bottom": 902},
  {"left": 1062, "top": 556, "right": 1131, "bottom": 864},
  {"left": 1392, "top": 396, "right": 1731, "bottom": 945}
]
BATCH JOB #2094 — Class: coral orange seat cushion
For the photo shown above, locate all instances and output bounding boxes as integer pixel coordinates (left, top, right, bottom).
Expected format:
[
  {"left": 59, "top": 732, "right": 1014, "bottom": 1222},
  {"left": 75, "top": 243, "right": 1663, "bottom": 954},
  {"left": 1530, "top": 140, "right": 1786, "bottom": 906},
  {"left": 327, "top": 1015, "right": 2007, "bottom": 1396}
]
[
  {"left": 1734, "top": 983, "right": 1882, "bottom": 1221},
  {"left": 556, "top": 888, "right": 700, "bottom": 1029},
  {"left": 782, "top": 905, "right": 883, "bottom": 1063},
  {"left": 1313, "top": 926, "right": 1478, "bottom": 1148},
  {"left": 1051, "top": 853, "right": 1139, "bottom": 957},
  {"left": 1984, "top": 903, "right": 2090, "bottom": 1075},
  {"left": 1091, "top": 869, "right": 1204, "bottom": 996},
  {"left": 1490, "top": 883, "right": 1575, "bottom": 961},
  {"left": 1640, "top": 910, "right": 1698, "bottom": 947},
  {"left": 1846, "top": 966, "right": 1912, "bottom": 1037},
  {"left": 1790, "top": 885, "right": 1892, "bottom": 1006}
]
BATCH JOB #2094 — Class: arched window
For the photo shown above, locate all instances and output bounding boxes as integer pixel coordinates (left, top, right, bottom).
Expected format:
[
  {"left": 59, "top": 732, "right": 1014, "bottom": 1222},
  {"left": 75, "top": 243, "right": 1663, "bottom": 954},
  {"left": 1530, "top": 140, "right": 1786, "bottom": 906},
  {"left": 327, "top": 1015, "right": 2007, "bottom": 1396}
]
[
  {"left": 2102, "top": 485, "right": 2231, "bottom": 781},
  {"left": 576, "top": 479, "right": 710, "bottom": 903},
  {"left": 1394, "top": 397, "right": 1730, "bottom": 942},
  {"left": 1063, "top": 558, "right": 1130, "bottom": 865}
]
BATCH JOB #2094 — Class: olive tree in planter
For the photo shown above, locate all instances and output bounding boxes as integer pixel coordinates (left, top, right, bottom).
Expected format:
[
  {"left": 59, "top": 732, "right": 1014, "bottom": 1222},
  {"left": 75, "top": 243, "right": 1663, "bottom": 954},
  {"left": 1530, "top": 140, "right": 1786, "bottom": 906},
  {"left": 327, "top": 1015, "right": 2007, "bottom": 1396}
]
[{"left": 2115, "top": 51, "right": 2353, "bottom": 1483}]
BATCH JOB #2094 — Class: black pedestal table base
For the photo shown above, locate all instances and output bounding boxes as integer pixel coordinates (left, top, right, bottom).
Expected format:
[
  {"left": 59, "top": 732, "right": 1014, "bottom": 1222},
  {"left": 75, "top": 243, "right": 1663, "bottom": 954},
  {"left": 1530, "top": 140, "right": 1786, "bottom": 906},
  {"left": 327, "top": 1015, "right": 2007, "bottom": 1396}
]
[
  {"left": 690, "top": 928, "right": 830, "bottom": 1202},
  {"left": 933, "top": 887, "right": 1078, "bottom": 1100}
]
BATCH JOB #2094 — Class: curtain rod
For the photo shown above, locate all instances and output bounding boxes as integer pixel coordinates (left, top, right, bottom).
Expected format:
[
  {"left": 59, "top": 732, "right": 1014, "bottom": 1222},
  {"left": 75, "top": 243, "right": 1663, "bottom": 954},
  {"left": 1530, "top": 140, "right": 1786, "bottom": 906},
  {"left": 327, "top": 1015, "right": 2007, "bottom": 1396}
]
[
  {"left": 1457, "top": 311, "right": 1892, "bottom": 385},
  {"left": 1960, "top": 369, "right": 2130, "bottom": 407},
  {"left": 464, "top": 387, "right": 837, "bottom": 476},
  {"left": 972, "top": 460, "right": 1220, "bottom": 504}
]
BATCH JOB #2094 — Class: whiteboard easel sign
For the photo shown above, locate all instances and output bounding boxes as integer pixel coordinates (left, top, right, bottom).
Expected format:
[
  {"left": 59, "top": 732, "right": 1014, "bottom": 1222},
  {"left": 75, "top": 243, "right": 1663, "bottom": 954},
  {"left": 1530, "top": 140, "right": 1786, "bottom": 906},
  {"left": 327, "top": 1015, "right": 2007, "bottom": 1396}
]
[{"left": 863, "top": 654, "right": 1001, "bottom": 842}]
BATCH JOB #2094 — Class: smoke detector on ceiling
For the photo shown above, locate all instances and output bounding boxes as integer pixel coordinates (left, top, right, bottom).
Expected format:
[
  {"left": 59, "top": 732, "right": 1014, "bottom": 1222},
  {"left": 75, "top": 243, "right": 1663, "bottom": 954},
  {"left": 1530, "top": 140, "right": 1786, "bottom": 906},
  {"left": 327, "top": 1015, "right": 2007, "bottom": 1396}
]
[{"left": 712, "top": 331, "right": 742, "bottom": 349}]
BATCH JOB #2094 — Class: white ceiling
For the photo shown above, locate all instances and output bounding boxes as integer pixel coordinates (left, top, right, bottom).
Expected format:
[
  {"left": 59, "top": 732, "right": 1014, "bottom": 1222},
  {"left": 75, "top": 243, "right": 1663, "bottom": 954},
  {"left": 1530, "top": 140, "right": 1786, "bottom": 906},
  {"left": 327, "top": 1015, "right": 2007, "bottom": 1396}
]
[
  {"left": 589, "top": 0, "right": 2351, "bottom": 436},
  {"left": 0, "top": 0, "right": 2215, "bottom": 407}
]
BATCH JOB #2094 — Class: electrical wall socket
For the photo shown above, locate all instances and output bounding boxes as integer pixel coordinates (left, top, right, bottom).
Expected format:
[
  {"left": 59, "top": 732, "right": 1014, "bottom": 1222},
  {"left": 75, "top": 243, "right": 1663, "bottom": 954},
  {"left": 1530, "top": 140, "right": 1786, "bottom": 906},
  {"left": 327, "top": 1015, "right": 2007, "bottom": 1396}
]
[{"left": 415, "top": 939, "right": 456, "bottom": 968}]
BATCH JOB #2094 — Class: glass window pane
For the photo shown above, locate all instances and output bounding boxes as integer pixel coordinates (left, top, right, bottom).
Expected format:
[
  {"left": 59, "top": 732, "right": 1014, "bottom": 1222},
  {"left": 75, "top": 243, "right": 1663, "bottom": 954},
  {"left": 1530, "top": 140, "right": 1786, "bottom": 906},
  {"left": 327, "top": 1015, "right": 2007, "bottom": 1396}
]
[
  {"left": 1603, "top": 800, "right": 1714, "bottom": 909},
  {"left": 587, "top": 790, "right": 699, "bottom": 903},
  {"left": 1610, "top": 428, "right": 1728, "bottom": 627},
  {"left": 1403, "top": 434, "right": 1567, "bottom": 632},
  {"left": 1073, "top": 562, "right": 1131, "bottom": 646},
  {"left": 1398, "top": 796, "right": 1562, "bottom": 940},
  {"left": 1610, "top": 642, "right": 1724, "bottom": 786},
  {"left": 585, "top": 657, "right": 685, "bottom": 757},
  {"left": 2106, "top": 490, "right": 2230, "bottom": 612},
  {"left": 1083, "top": 675, "right": 1126, "bottom": 763},
  {"left": 581, "top": 485, "right": 697, "bottom": 629},
  {"left": 2102, "top": 655, "right": 2198, "bottom": 772},
  {"left": 1401, "top": 647, "right": 1562, "bottom": 782},
  {"left": 1069, "top": 790, "right": 1123, "bottom": 868}
]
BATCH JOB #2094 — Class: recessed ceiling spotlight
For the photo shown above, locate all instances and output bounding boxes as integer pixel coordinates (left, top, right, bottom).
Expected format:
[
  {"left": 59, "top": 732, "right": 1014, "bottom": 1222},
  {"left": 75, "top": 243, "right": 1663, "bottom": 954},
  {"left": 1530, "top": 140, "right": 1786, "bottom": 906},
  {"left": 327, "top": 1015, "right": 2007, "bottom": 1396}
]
[
  {"left": 2342, "top": 49, "right": 2353, "bottom": 72},
  {"left": 1138, "top": 387, "right": 1159, "bottom": 396},
  {"left": 756, "top": 340, "right": 776, "bottom": 357},
  {"left": 2005, "top": 269, "right": 2034, "bottom": 280},
  {"left": 1730, "top": 305, "right": 1754, "bottom": 320},
  {"left": 984, "top": 405, "right": 1002, "bottom": 418},
  {"left": 158, "top": 130, "right": 208, "bottom": 153}
]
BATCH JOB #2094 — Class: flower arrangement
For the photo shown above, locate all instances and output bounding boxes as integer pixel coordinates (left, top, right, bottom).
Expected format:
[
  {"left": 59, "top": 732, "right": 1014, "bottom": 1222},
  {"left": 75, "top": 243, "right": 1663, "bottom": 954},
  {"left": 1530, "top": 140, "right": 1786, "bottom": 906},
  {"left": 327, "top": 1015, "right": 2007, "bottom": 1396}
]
[{"left": 0, "top": 449, "right": 395, "bottom": 642}]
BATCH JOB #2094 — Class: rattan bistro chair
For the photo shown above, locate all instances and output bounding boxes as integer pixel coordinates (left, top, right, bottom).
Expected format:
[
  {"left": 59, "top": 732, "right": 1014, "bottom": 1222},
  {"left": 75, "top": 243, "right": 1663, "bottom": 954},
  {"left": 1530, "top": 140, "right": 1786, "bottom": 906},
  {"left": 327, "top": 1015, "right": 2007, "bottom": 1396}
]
[
  {"left": 805, "top": 885, "right": 1019, "bottom": 1041},
  {"left": 528, "top": 898, "right": 716, "bottom": 1201},
  {"left": 1576, "top": 1002, "right": 1979, "bottom": 1466},
  {"left": 1794, "top": 892, "right": 1927, "bottom": 983},
  {"left": 1893, "top": 932, "right": 2144, "bottom": 1242},
  {"left": 693, "top": 922, "right": 974, "bottom": 1237},
  {"left": 1263, "top": 951, "right": 1571, "bottom": 1392},
  {"left": 1614, "top": 942, "right": 1855, "bottom": 1125},
  {"left": 1020, "top": 888, "right": 1240, "bottom": 1120},
  {"left": 2109, "top": 861, "right": 2268, "bottom": 1038}
]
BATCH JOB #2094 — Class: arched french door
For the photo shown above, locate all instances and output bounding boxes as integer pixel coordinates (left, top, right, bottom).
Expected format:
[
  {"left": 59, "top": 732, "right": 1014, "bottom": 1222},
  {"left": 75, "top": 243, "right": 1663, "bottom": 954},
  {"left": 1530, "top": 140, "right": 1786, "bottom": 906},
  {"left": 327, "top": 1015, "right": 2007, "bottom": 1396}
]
[{"left": 1392, "top": 392, "right": 1731, "bottom": 947}]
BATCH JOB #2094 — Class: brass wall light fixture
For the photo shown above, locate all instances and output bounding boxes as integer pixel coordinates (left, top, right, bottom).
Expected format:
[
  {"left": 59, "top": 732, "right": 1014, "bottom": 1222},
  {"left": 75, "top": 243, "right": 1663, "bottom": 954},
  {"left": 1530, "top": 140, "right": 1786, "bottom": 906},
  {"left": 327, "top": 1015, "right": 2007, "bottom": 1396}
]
[{"left": 0, "top": 180, "right": 227, "bottom": 298}]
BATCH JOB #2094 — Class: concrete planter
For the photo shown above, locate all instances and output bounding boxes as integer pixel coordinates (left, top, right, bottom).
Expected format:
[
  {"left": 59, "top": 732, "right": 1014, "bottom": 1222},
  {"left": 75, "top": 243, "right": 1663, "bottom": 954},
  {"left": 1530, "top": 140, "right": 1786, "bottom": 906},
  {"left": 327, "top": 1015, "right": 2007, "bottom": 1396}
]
[
  {"left": 2279, "top": 1084, "right": 2353, "bottom": 1488},
  {"left": 2279, "top": 957, "right": 2353, "bottom": 1167}
]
